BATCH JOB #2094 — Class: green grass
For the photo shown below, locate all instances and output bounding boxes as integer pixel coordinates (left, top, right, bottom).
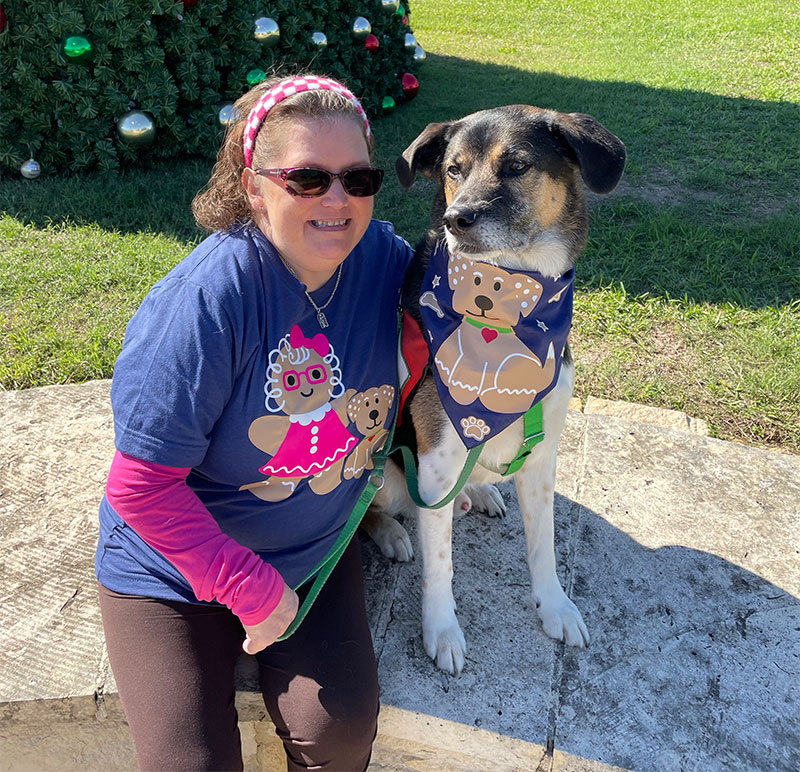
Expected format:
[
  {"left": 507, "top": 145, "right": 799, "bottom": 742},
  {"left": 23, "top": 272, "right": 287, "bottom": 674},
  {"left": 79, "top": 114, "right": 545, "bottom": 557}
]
[{"left": 1, "top": 0, "right": 799, "bottom": 453}]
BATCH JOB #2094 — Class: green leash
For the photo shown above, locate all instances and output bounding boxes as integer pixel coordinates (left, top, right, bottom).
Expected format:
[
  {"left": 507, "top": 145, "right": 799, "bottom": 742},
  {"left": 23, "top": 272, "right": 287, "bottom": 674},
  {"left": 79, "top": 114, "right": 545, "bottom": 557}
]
[
  {"left": 390, "top": 400, "right": 546, "bottom": 510},
  {"left": 276, "top": 438, "right": 392, "bottom": 642}
]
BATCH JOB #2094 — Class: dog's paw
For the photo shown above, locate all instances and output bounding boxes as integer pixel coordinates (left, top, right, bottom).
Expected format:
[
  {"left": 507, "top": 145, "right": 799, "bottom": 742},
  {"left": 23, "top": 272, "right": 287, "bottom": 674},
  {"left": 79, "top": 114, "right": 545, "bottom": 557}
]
[
  {"left": 369, "top": 514, "right": 413, "bottom": 562},
  {"left": 453, "top": 490, "right": 472, "bottom": 517},
  {"left": 460, "top": 415, "right": 490, "bottom": 442},
  {"left": 463, "top": 483, "right": 506, "bottom": 518},
  {"left": 423, "top": 618, "right": 467, "bottom": 675},
  {"left": 537, "top": 591, "right": 590, "bottom": 648}
]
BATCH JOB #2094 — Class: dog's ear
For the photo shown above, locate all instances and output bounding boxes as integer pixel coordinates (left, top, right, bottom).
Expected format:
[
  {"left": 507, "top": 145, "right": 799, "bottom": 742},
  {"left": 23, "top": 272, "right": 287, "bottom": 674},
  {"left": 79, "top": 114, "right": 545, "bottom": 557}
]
[
  {"left": 509, "top": 273, "right": 544, "bottom": 318},
  {"left": 395, "top": 121, "right": 455, "bottom": 189},
  {"left": 347, "top": 392, "right": 363, "bottom": 423},
  {"left": 551, "top": 113, "right": 626, "bottom": 194},
  {"left": 379, "top": 384, "right": 396, "bottom": 406}
]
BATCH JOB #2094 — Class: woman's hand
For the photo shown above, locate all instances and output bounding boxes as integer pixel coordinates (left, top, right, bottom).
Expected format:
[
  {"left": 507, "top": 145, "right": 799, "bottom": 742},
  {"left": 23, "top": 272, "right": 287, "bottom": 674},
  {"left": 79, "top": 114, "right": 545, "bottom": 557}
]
[{"left": 242, "top": 583, "right": 299, "bottom": 654}]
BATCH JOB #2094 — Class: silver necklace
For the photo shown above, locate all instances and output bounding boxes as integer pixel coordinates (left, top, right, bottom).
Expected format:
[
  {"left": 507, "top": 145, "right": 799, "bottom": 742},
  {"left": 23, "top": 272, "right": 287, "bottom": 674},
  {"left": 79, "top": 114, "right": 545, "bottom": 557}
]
[{"left": 280, "top": 258, "right": 343, "bottom": 329}]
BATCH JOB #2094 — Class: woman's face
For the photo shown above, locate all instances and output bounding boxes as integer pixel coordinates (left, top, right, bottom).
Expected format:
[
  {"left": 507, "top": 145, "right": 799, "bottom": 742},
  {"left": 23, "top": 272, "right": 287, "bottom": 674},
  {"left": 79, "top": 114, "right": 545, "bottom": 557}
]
[{"left": 244, "top": 117, "right": 374, "bottom": 291}]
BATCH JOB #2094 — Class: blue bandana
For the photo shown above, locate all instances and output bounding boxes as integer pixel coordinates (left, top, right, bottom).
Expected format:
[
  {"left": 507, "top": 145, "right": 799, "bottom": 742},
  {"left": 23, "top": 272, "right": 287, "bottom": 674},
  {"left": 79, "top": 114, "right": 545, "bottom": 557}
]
[{"left": 418, "top": 245, "right": 573, "bottom": 449}]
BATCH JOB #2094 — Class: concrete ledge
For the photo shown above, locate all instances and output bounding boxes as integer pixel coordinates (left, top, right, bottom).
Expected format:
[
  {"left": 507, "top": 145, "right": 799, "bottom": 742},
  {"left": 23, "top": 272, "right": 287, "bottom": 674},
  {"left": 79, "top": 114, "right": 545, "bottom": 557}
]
[
  {"left": 582, "top": 395, "right": 710, "bottom": 435},
  {"left": 2, "top": 381, "right": 799, "bottom": 772}
]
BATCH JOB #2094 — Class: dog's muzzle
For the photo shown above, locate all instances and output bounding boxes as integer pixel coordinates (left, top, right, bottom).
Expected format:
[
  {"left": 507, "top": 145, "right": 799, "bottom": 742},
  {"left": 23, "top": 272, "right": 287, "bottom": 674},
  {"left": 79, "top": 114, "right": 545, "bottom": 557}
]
[{"left": 444, "top": 204, "right": 480, "bottom": 235}]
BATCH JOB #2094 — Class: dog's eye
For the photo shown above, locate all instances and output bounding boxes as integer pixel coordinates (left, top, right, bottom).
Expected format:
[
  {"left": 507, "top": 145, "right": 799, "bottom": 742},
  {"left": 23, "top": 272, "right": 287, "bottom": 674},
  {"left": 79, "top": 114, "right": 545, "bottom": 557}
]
[
  {"left": 474, "top": 276, "right": 481, "bottom": 286},
  {"left": 506, "top": 160, "right": 529, "bottom": 175},
  {"left": 494, "top": 281, "right": 502, "bottom": 291},
  {"left": 446, "top": 165, "right": 461, "bottom": 179}
]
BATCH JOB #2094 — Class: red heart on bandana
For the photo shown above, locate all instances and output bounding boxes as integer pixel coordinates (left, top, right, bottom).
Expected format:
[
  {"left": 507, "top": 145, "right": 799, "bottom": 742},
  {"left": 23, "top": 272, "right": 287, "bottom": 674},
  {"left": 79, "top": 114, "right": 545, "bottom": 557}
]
[{"left": 481, "top": 328, "right": 498, "bottom": 343}]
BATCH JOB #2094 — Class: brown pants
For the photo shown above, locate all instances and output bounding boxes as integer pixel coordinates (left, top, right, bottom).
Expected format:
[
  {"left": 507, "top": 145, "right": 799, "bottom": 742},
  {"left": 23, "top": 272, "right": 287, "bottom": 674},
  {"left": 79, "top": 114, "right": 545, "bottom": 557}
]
[{"left": 99, "top": 539, "right": 379, "bottom": 772}]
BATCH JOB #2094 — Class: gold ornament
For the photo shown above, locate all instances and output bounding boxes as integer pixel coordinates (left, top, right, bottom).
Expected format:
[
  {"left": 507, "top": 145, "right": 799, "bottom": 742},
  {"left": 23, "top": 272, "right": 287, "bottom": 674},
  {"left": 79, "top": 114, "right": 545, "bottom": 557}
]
[
  {"left": 352, "top": 16, "right": 371, "bottom": 41},
  {"left": 404, "top": 32, "right": 417, "bottom": 52},
  {"left": 413, "top": 44, "right": 427, "bottom": 61},
  {"left": 20, "top": 158, "right": 41, "bottom": 179},
  {"left": 311, "top": 31, "right": 327, "bottom": 48},
  {"left": 117, "top": 111, "right": 156, "bottom": 146},
  {"left": 381, "top": 0, "right": 400, "bottom": 13},
  {"left": 254, "top": 17, "right": 280, "bottom": 46}
]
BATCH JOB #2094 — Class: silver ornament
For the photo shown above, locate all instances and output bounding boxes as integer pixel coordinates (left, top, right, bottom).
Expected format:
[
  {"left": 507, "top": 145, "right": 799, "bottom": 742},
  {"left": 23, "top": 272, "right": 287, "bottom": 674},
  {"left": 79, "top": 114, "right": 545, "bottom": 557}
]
[
  {"left": 218, "top": 103, "right": 236, "bottom": 127},
  {"left": 254, "top": 17, "right": 280, "bottom": 46},
  {"left": 117, "top": 110, "right": 156, "bottom": 146},
  {"left": 413, "top": 44, "right": 427, "bottom": 61},
  {"left": 20, "top": 158, "right": 41, "bottom": 179},
  {"left": 352, "top": 16, "right": 371, "bottom": 41},
  {"left": 381, "top": 0, "right": 400, "bottom": 14},
  {"left": 404, "top": 32, "right": 417, "bottom": 52},
  {"left": 311, "top": 31, "right": 328, "bottom": 48}
]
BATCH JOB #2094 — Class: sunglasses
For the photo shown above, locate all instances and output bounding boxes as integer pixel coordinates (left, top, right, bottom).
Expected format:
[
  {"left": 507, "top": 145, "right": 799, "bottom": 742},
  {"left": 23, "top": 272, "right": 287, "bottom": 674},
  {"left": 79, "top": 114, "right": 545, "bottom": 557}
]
[{"left": 255, "top": 166, "right": 384, "bottom": 198}]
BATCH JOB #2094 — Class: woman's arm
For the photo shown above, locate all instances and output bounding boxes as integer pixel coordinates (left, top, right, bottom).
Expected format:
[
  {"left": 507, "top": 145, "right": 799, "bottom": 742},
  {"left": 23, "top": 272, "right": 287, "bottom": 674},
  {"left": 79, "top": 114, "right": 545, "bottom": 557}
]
[{"left": 106, "top": 450, "right": 287, "bottom": 627}]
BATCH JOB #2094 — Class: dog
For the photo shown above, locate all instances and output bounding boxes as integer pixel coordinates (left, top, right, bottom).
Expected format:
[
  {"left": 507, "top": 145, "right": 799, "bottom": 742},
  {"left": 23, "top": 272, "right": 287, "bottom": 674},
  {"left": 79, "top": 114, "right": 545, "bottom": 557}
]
[{"left": 366, "top": 105, "right": 626, "bottom": 674}]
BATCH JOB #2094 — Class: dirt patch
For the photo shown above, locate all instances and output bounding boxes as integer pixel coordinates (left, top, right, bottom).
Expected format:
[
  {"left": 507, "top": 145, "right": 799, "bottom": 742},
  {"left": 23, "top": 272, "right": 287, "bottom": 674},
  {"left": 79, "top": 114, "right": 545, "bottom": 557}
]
[{"left": 587, "top": 179, "right": 718, "bottom": 207}]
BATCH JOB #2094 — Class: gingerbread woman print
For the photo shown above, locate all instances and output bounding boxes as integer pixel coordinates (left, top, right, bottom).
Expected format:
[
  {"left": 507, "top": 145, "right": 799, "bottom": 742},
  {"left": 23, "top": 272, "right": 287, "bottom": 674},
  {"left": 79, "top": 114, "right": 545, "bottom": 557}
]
[{"left": 240, "top": 325, "right": 357, "bottom": 501}]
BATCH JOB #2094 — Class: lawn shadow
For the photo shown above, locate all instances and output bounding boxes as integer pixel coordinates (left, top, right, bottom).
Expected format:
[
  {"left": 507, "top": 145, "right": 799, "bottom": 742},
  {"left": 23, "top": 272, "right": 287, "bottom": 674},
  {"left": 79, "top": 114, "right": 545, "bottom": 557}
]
[{"left": 2, "top": 54, "right": 798, "bottom": 307}]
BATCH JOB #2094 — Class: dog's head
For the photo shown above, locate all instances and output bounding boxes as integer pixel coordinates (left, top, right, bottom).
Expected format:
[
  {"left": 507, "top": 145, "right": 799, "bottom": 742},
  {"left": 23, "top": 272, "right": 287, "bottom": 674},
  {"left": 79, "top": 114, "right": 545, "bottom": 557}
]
[
  {"left": 396, "top": 106, "right": 625, "bottom": 276},
  {"left": 347, "top": 385, "right": 395, "bottom": 435}
]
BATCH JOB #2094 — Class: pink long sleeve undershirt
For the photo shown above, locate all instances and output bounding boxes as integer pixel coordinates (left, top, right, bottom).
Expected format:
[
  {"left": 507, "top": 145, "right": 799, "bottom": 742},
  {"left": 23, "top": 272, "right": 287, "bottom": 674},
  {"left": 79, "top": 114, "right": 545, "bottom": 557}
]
[{"left": 105, "top": 450, "right": 284, "bottom": 626}]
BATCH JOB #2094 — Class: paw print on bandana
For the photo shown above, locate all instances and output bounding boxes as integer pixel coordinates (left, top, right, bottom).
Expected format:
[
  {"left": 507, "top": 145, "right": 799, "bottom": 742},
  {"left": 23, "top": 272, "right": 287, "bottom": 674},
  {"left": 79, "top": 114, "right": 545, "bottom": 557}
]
[{"left": 461, "top": 416, "right": 490, "bottom": 441}]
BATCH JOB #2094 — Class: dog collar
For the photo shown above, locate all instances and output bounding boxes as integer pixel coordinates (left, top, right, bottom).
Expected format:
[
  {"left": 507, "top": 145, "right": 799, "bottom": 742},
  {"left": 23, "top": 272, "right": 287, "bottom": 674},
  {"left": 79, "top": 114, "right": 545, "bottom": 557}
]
[
  {"left": 464, "top": 317, "right": 514, "bottom": 334},
  {"left": 419, "top": 244, "right": 573, "bottom": 449}
]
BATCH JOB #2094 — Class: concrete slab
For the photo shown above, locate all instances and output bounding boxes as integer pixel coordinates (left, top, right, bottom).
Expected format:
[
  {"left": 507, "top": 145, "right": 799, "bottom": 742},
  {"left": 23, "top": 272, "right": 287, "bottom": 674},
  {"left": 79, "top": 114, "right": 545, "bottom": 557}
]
[{"left": 1, "top": 381, "right": 798, "bottom": 772}]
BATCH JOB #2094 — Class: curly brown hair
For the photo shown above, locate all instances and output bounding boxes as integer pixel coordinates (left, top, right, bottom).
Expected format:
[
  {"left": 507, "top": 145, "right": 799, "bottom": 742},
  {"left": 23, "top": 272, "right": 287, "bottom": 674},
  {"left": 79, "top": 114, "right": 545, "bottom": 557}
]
[{"left": 192, "top": 74, "right": 373, "bottom": 232}]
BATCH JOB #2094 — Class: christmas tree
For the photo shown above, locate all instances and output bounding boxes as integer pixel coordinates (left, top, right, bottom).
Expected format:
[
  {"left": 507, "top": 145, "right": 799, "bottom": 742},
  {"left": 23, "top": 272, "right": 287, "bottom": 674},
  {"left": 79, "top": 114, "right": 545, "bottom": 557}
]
[{"left": 0, "top": 0, "right": 423, "bottom": 176}]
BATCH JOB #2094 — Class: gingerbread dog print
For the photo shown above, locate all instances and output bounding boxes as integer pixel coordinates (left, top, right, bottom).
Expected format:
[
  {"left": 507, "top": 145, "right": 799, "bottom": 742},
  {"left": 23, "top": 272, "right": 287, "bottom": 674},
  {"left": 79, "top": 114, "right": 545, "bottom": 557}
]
[
  {"left": 343, "top": 385, "right": 396, "bottom": 480},
  {"left": 427, "top": 252, "right": 557, "bottom": 415}
]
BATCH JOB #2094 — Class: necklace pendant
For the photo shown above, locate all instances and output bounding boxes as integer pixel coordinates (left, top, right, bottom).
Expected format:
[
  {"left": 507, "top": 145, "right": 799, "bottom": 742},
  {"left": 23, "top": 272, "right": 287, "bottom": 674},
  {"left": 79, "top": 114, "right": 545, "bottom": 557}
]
[{"left": 316, "top": 310, "right": 329, "bottom": 329}]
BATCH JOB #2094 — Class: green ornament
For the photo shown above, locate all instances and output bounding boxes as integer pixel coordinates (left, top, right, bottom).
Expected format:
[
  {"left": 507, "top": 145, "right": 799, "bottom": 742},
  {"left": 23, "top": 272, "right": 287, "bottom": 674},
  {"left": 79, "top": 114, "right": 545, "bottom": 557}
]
[
  {"left": 396, "top": 4, "right": 405, "bottom": 16},
  {"left": 64, "top": 35, "right": 92, "bottom": 61},
  {"left": 247, "top": 68, "right": 267, "bottom": 86},
  {"left": 381, "top": 96, "right": 396, "bottom": 114}
]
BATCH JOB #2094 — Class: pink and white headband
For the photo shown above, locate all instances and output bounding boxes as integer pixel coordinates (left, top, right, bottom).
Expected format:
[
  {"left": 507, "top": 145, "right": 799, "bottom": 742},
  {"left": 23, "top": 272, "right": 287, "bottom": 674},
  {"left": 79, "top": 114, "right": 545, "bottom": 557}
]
[{"left": 242, "top": 76, "right": 371, "bottom": 169}]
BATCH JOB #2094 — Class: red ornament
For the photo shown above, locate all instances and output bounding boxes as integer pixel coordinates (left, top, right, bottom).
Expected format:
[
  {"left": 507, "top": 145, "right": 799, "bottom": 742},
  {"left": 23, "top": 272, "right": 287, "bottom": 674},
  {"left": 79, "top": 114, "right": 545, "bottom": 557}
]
[
  {"left": 364, "top": 33, "right": 379, "bottom": 52},
  {"left": 182, "top": 0, "right": 199, "bottom": 7},
  {"left": 402, "top": 15, "right": 409, "bottom": 25},
  {"left": 0, "top": 5, "right": 7, "bottom": 34},
  {"left": 401, "top": 72, "right": 419, "bottom": 100}
]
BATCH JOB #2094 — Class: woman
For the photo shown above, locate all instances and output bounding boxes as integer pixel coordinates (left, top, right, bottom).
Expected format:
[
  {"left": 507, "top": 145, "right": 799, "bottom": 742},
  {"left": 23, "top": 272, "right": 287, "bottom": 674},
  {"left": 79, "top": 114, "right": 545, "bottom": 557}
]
[{"left": 96, "top": 74, "right": 414, "bottom": 771}]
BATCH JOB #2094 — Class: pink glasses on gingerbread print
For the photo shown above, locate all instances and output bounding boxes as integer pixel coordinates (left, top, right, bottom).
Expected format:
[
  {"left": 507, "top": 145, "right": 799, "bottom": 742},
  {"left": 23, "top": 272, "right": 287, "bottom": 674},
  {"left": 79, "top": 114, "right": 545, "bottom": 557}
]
[{"left": 283, "top": 364, "right": 328, "bottom": 390}]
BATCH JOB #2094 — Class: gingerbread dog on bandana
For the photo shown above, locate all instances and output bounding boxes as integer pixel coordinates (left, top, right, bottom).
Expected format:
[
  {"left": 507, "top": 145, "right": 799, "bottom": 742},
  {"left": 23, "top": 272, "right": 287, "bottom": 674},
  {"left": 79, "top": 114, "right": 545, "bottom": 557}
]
[{"left": 422, "top": 253, "right": 558, "bottom": 415}]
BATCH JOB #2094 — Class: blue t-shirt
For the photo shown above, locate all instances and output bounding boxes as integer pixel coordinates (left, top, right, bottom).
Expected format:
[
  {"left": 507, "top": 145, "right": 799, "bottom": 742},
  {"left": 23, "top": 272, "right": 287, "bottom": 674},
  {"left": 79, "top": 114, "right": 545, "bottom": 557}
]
[{"left": 96, "top": 219, "right": 414, "bottom": 603}]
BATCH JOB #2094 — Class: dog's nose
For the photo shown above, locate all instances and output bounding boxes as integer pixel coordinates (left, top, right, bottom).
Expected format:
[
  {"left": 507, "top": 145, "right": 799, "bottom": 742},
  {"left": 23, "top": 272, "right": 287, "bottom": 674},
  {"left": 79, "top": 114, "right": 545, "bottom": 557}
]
[
  {"left": 444, "top": 205, "right": 479, "bottom": 234},
  {"left": 475, "top": 295, "right": 494, "bottom": 311},
  {"left": 369, "top": 409, "right": 380, "bottom": 421}
]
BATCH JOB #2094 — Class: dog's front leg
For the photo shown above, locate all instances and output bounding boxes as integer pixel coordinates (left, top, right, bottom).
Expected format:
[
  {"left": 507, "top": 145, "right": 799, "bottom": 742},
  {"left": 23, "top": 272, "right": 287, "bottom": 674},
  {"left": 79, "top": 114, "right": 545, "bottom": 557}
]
[
  {"left": 515, "top": 447, "right": 589, "bottom": 648},
  {"left": 417, "top": 440, "right": 470, "bottom": 675}
]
